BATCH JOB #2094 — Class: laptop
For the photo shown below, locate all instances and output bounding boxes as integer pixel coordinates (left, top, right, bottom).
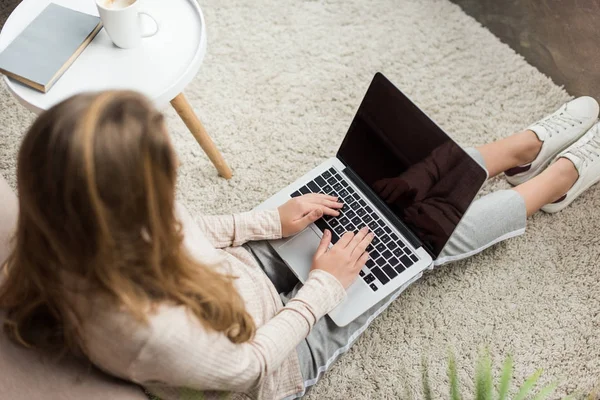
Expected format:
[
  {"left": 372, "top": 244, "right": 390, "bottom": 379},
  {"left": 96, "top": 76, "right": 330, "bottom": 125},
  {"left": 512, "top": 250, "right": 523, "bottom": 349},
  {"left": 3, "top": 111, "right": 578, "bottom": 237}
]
[{"left": 256, "top": 73, "right": 487, "bottom": 326}]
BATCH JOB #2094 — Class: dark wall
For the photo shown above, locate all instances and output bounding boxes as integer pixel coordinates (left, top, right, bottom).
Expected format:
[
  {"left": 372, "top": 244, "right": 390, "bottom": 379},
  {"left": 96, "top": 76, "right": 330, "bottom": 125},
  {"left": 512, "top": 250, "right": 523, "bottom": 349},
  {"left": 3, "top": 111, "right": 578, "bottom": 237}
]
[{"left": 450, "top": 0, "right": 600, "bottom": 99}]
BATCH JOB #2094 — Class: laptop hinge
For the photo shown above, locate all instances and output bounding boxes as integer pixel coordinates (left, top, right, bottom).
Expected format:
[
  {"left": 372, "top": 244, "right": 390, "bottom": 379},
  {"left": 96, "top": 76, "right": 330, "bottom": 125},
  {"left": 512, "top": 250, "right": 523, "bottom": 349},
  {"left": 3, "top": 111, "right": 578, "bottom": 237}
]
[{"left": 340, "top": 164, "right": 432, "bottom": 257}]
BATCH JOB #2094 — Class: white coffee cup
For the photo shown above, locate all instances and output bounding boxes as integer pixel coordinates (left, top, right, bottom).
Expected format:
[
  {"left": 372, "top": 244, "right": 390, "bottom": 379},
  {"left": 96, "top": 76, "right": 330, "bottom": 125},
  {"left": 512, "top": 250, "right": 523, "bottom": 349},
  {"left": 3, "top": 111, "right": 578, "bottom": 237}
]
[{"left": 96, "top": 0, "right": 159, "bottom": 49}]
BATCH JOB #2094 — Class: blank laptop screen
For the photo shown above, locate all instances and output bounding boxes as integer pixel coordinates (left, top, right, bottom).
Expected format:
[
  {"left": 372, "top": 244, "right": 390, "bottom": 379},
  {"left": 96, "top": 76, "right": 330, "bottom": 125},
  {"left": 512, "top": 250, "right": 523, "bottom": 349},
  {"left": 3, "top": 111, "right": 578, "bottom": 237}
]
[{"left": 337, "top": 73, "right": 487, "bottom": 257}]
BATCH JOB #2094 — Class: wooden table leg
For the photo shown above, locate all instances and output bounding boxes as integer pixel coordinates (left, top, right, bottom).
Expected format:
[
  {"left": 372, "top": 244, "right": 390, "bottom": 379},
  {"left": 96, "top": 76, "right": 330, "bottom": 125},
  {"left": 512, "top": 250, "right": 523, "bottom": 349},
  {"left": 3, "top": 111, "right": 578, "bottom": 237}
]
[{"left": 170, "top": 93, "right": 233, "bottom": 179}]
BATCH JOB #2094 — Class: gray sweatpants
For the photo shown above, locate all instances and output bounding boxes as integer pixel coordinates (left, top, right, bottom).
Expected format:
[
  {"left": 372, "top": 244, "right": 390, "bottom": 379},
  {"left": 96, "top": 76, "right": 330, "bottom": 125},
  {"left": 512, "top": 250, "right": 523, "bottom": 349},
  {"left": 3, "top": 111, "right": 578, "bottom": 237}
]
[{"left": 244, "top": 148, "right": 527, "bottom": 399}]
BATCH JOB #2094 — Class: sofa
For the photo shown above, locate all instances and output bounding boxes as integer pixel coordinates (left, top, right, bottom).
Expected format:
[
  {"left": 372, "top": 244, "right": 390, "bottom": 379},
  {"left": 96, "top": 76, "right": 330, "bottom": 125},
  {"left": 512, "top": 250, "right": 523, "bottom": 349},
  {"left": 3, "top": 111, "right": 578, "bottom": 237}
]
[{"left": 0, "top": 173, "right": 148, "bottom": 400}]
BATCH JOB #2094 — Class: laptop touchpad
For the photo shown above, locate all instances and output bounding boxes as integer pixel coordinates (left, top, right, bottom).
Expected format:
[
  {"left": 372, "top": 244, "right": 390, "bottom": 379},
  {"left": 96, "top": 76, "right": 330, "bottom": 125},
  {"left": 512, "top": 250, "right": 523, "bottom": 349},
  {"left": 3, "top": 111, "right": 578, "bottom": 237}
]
[{"left": 278, "top": 227, "right": 321, "bottom": 283}]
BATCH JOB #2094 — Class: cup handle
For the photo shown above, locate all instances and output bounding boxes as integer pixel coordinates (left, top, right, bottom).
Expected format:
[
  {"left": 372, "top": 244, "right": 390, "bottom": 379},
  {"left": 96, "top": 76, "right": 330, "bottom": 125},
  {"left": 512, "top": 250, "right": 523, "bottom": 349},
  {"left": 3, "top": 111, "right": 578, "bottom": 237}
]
[{"left": 138, "top": 11, "right": 159, "bottom": 38}]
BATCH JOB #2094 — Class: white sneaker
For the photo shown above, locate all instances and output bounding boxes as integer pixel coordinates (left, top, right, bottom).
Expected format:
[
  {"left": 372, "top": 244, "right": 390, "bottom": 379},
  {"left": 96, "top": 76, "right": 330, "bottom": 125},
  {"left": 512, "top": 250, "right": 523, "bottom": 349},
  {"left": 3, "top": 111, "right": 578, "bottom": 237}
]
[
  {"left": 505, "top": 96, "right": 599, "bottom": 186},
  {"left": 542, "top": 122, "right": 600, "bottom": 213}
]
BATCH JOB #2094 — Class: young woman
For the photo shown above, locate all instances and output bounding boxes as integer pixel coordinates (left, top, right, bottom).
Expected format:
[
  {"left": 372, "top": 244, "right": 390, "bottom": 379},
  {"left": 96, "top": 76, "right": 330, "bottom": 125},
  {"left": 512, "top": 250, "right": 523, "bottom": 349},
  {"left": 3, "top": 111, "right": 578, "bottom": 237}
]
[{"left": 0, "top": 91, "right": 598, "bottom": 400}]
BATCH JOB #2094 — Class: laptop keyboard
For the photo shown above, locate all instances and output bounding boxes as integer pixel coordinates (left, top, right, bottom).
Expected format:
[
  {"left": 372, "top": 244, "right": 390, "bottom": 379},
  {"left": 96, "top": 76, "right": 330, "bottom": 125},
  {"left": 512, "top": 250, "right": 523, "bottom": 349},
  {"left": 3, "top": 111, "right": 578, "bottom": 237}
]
[{"left": 291, "top": 167, "right": 420, "bottom": 291}]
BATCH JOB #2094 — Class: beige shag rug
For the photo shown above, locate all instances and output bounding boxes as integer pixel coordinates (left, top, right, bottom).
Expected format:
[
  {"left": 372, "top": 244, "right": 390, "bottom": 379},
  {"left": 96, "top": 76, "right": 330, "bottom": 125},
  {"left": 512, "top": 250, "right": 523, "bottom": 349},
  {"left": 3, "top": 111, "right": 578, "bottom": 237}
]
[{"left": 1, "top": 0, "right": 598, "bottom": 398}]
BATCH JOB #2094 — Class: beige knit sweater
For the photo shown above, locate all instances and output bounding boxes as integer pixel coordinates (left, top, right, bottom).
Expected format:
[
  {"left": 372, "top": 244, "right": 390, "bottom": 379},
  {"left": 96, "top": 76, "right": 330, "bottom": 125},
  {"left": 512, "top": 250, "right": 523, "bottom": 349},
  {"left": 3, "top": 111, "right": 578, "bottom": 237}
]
[{"left": 72, "top": 202, "right": 346, "bottom": 400}]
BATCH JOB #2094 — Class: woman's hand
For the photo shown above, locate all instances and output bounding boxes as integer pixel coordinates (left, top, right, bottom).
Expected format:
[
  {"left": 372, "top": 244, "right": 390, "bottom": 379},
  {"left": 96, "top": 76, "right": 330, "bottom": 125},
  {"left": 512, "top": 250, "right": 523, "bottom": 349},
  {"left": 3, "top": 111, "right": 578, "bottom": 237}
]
[
  {"left": 278, "top": 194, "right": 343, "bottom": 237},
  {"left": 311, "top": 227, "right": 373, "bottom": 289}
]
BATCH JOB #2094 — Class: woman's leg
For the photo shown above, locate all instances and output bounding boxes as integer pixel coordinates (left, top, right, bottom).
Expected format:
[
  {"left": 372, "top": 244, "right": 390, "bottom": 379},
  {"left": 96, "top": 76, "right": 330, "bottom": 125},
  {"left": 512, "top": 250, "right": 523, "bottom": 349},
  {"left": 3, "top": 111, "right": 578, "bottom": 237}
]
[
  {"left": 476, "top": 129, "right": 542, "bottom": 178},
  {"left": 475, "top": 129, "right": 579, "bottom": 216},
  {"left": 0, "top": 173, "right": 18, "bottom": 265},
  {"left": 512, "top": 158, "right": 578, "bottom": 216}
]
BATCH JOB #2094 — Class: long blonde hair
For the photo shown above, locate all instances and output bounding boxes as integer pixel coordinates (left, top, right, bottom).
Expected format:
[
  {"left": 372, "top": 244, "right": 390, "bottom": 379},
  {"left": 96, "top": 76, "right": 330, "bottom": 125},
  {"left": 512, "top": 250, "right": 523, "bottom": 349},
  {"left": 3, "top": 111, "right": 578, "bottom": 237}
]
[{"left": 0, "top": 91, "right": 255, "bottom": 354}]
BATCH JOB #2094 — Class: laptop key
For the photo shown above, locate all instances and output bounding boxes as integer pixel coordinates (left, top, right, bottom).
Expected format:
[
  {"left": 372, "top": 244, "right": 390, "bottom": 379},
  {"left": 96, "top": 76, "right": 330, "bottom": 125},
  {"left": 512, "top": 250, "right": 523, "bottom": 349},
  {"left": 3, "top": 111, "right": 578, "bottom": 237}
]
[
  {"left": 334, "top": 225, "right": 345, "bottom": 235},
  {"left": 393, "top": 248, "right": 404, "bottom": 258},
  {"left": 326, "top": 176, "right": 337, "bottom": 185},
  {"left": 356, "top": 208, "right": 366, "bottom": 217},
  {"left": 369, "top": 283, "right": 379, "bottom": 292},
  {"left": 363, "top": 214, "right": 373, "bottom": 223},
  {"left": 394, "top": 264, "right": 406, "bottom": 274},
  {"left": 370, "top": 249, "right": 380, "bottom": 260},
  {"left": 352, "top": 193, "right": 361, "bottom": 201},
  {"left": 346, "top": 223, "right": 356, "bottom": 232},
  {"left": 388, "top": 241, "right": 398, "bottom": 250},
  {"left": 329, "top": 219, "right": 339, "bottom": 227},
  {"left": 409, "top": 254, "right": 419, "bottom": 263},
  {"left": 299, "top": 186, "right": 310, "bottom": 195},
  {"left": 314, "top": 176, "right": 326, "bottom": 188},
  {"left": 323, "top": 184, "right": 333, "bottom": 193},
  {"left": 351, "top": 217, "right": 361, "bottom": 226},
  {"left": 376, "top": 243, "right": 386, "bottom": 252},
  {"left": 400, "top": 255, "right": 411, "bottom": 266},
  {"left": 314, "top": 218, "right": 328, "bottom": 234},
  {"left": 381, "top": 234, "right": 391, "bottom": 244},
  {"left": 389, "top": 256, "right": 400, "bottom": 267},
  {"left": 346, "top": 210, "right": 356, "bottom": 218},
  {"left": 338, "top": 189, "right": 348, "bottom": 198},
  {"left": 307, "top": 181, "right": 319, "bottom": 193},
  {"left": 384, "top": 226, "right": 392, "bottom": 234},
  {"left": 339, "top": 217, "right": 349, "bottom": 225},
  {"left": 372, "top": 236, "right": 380, "bottom": 245},
  {"left": 382, "top": 250, "right": 392, "bottom": 259},
  {"left": 363, "top": 274, "right": 375, "bottom": 284},
  {"left": 322, "top": 170, "right": 331, "bottom": 179},
  {"left": 330, "top": 230, "right": 340, "bottom": 244},
  {"left": 341, "top": 180, "right": 349, "bottom": 188},
  {"left": 365, "top": 205, "right": 373, "bottom": 214},
  {"left": 291, "top": 191, "right": 302, "bottom": 198},
  {"left": 371, "top": 267, "right": 390, "bottom": 284},
  {"left": 374, "top": 227, "right": 384, "bottom": 236},
  {"left": 368, "top": 221, "right": 378, "bottom": 230},
  {"left": 359, "top": 270, "right": 365, "bottom": 277},
  {"left": 359, "top": 199, "right": 367, "bottom": 207},
  {"left": 382, "top": 265, "right": 398, "bottom": 279},
  {"left": 333, "top": 183, "right": 343, "bottom": 192},
  {"left": 366, "top": 259, "right": 376, "bottom": 269},
  {"left": 390, "top": 233, "right": 399, "bottom": 241},
  {"left": 375, "top": 257, "right": 386, "bottom": 267}
]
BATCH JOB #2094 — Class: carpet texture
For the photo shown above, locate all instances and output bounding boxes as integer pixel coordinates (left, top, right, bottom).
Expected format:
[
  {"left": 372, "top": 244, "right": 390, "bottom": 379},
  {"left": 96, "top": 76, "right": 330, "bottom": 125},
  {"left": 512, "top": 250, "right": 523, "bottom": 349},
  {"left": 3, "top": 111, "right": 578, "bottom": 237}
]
[{"left": 1, "top": 0, "right": 599, "bottom": 398}]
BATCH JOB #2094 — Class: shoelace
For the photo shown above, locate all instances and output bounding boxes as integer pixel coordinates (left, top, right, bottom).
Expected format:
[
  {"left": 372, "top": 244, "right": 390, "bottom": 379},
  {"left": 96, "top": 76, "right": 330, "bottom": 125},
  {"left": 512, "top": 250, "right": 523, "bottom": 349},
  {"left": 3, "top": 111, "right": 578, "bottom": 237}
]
[
  {"left": 536, "top": 111, "right": 583, "bottom": 138},
  {"left": 569, "top": 126, "right": 600, "bottom": 165}
]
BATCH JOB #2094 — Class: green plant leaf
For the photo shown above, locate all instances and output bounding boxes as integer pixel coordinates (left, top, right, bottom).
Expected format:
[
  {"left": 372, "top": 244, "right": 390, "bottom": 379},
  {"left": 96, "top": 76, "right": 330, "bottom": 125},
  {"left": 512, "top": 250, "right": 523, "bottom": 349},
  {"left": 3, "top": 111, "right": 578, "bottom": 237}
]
[
  {"left": 422, "top": 356, "right": 433, "bottom": 400},
  {"left": 497, "top": 356, "right": 513, "bottom": 400},
  {"left": 513, "top": 369, "right": 543, "bottom": 400},
  {"left": 447, "top": 352, "right": 462, "bottom": 400},
  {"left": 475, "top": 352, "right": 494, "bottom": 400},
  {"left": 532, "top": 382, "right": 558, "bottom": 400}
]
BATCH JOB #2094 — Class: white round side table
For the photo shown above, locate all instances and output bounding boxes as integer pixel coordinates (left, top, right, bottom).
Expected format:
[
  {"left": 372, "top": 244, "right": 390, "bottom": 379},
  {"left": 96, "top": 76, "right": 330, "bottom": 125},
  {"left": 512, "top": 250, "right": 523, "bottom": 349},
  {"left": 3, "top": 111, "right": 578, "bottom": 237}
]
[{"left": 0, "top": 0, "right": 232, "bottom": 179}]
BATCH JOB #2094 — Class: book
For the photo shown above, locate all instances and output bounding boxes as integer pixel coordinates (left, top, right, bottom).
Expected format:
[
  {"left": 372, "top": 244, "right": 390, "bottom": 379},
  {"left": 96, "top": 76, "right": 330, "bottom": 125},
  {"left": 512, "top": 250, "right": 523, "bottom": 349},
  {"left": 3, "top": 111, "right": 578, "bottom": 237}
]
[{"left": 0, "top": 3, "right": 102, "bottom": 93}]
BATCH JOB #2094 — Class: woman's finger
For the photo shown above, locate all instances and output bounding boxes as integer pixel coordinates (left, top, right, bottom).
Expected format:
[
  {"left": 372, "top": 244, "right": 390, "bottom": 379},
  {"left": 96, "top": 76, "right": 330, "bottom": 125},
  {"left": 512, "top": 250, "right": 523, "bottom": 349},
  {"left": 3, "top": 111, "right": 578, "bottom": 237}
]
[
  {"left": 353, "top": 251, "right": 370, "bottom": 271},
  {"left": 336, "top": 231, "right": 355, "bottom": 248},
  {"left": 309, "top": 199, "right": 344, "bottom": 209},
  {"left": 295, "top": 208, "right": 323, "bottom": 229},
  {"left": 314, "top": 229, "right": 331, "bottom": 260},
  {"left": 347, "top": 227, "right": 368, "bottom": 254},
  {"left": 321, "top": 206, "right": 341, "bottom": 217},
  {"left": 352, "top": 232, "right": 374, "bottom": 259},
  {"left": 301, "top": 193, "right": 338, "bottom": 202}
]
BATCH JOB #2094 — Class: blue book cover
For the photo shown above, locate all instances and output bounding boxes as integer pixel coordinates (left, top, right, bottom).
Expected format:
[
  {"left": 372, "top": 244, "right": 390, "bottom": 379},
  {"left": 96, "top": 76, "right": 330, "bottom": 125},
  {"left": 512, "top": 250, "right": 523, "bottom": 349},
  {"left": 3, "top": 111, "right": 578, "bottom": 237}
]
[{"left": 0, "top": 3, "right": 102, "bottom": 92}]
